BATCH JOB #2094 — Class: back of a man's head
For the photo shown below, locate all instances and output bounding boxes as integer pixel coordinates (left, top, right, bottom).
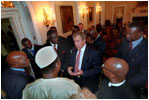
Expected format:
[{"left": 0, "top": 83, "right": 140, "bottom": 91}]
[
  {"left": 72, "top": 25, "right": 80, "bottom": 33},
  {"left": 70, "top": 88, "right": 97, "bottom": 99},
  {"left": 7, "top": 51, "right": 29, "bottom": 68},
  {"left": 103, "top": 57, "right": 129, "bottom": 81},
  {"left": 35, "top": 46, "right": 60, "bottom": 75}
]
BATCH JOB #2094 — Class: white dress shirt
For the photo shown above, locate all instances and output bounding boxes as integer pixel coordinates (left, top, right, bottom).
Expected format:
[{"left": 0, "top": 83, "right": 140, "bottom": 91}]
[
  {"left": 93, "top": 34, "right": 100, "bottom": 42},
  {"left": 108, "top": 80, "right": 126, "bottom": 87},
  {"left": 50, "top": 41, "right": 58, "bottom": 50},
  {"left": 76, "top": 44, "right": 86, "bottom": 70}
]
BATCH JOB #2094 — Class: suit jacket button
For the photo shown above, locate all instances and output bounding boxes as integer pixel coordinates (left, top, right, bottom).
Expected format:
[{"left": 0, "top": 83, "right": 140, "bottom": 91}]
[{"left": 131, "top": 59, "right": 134, "bottom": 61}]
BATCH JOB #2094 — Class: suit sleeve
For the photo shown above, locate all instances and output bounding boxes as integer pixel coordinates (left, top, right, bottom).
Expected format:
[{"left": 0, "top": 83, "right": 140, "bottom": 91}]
[
  {"left": 82, "top": 51, "right": 101, "bottom": 77},
  {"left": 60, "top": 41, "right": 71, "bottom": 72},
  {"left": 96, "top": 41, "right": 106, "bottom": 55},
  {"left": 115, "top": 39, "right": 125, "bottom": 58},
  {"left": 128, "top": 54, "right": 148, "bottom": 88}
]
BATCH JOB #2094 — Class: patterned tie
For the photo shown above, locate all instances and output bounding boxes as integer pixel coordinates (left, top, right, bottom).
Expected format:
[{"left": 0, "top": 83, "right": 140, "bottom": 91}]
[
  {"left": 129, "top": 42, "right": 133, "bottom": 50},
  {"left": 74, "top": 50, "right": 81, "bottom": 73}
]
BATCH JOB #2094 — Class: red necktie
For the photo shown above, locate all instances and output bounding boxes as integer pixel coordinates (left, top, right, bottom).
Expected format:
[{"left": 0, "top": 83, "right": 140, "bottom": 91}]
[
  {"left": 54, "top": 44, "right": 57, "bottom": 52},
  {"left": 74, "top": 50, "right": 81, "bottom": 73},
  {"left": 129, "top": 42, "right": 133, "bottom": 50}
]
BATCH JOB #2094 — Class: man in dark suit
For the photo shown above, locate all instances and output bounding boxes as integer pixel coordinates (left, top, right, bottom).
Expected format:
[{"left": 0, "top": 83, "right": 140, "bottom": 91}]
[
  {"left": 43, "top": 30, "right": 70, "bottom": 77},
  {"left": 115, "top": 22, "right": 148, "bottom": 97},
  {"left": 96, "top": 57, "right": 137, "bottom": 99},
  {"left": 88, "top": 28, "right": 106, "bottom": 63},
  {"left": 68, "top": 32, "right": 101, "bottom": 93},
  {"left": 21, "top": 38, "right": 42, "bottom": 79},
  {"left": 67, "top": 25, "right": 80, "bottom": 50},
  {"left": 2, "top": 51, "right": 34, "bottom": 99},
  {"left": 88, "top": 28, "right": 106, "bottom": 54},
  {"left": 78, "top": 23, "right": 87, "bottom": 34}
]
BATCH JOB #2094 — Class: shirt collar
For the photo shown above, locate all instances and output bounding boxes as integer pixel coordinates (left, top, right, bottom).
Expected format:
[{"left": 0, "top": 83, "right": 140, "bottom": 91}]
[
  {"left": 94, "top": 34, "right": 100, "bottom": 42},
  {"left": 132, "top": 36, "right": 143, "bottom": 49},
  {"left": 108, "top": 80, "right": 126, "bottom": 87},
  {"left": 50, "top": 41, "right": 58, "bottom": 46},
  {"left": 80, "top": 44, "right": 86, "bottom": 52},
  {"left": 31, "top": 45, "right": 34, "bottom": 50},
  {"left": 10, "top": 68, "right": 25, "bottom": 72}
]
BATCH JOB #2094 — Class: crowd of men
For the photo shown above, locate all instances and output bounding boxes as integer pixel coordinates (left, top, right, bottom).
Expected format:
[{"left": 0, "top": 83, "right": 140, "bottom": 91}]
[{"left": 2, "top": 22, "right": 148, "bottom": 99}]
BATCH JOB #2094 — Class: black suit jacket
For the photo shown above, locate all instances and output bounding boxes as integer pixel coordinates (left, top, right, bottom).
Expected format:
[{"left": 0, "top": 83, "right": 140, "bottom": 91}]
[
  {"left": 67, "top": 34, "right": 74, "bottom": 50},
  {"left": 2, "top": 68, "right": 34, "bottom": 99},
  {"left": 22, "top": 44, "right": 42, "bottom": 78},
  {"left": 115, "top": 38, "right": 148, "bottom": 90},
  {"left": 69, "top": 45, "right": 101, "bottom": 93},
  {"left": 43, "top": 36, "right": 70, "bottom": 76},
  {"left": 92, "top": 35, "right": 106, "bottom": 56},
  {"left": 96, "top": 78, "right": 137, "bottom": 99}
]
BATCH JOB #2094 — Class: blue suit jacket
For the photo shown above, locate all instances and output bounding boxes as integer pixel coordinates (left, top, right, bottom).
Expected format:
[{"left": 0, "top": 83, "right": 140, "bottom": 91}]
[
  {"left": 69, "top": 45, "right": 102, "bottom": 93},
  {"left": 116, "top": 38, "right": 148, "bottom": 90}
]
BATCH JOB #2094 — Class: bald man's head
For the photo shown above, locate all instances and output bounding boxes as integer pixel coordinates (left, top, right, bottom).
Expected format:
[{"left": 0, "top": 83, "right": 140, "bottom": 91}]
[
  {"left": 7, "top": 51, "right": 30, "bottom": 68},
  {"left": 102, "top": 57, "right": 129, "bottom": 81}
]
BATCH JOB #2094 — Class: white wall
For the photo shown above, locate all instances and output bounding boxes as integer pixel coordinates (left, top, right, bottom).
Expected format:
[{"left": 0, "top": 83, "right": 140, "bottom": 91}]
[{"left": 105, "top": 1, "right": 138, "bottom": 24}]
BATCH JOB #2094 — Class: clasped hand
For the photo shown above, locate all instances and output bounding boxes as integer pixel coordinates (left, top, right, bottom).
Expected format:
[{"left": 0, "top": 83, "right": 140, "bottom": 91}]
[{"left": 67, "top": 66, "right": 83, "bottom": 76}]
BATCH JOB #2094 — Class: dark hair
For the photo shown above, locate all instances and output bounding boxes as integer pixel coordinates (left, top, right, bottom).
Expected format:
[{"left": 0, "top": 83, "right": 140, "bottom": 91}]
[
  {"left": 73, "top": 25, "right": 79, "bottom": 30},
  {"left": 49, "top": 26, "right": 57, "bottom": 31},
  {"left": 78, "top": 23, "right": 83, "bottom": 26},
  {"left": 40, "top": 57, "right": 58, "bottom": 75},
  {"left": 21, "top": 38, "right": 29, "bottom": 46},
  {"left": 73, "top": 31, "right": 86, "bottom": 40},
  {"left": 47, "top": 30, "right": 57, "bottom": 36},
  {"left": 72, "top": 25, "right": 80, "bottom": 33},
  {"left": 129, "top": 22, "right": 145, "bottom": 32},
  {"left": 8, "top": 25, "right": 11, "bottom": 28}
]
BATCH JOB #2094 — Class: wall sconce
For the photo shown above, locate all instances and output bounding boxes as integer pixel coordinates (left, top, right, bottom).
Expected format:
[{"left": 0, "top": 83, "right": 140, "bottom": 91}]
[
  {"left": 79, "top": 5, "right": 88, "bottom": 18},
  {"left": 1, "top": 1, "right": 15, "bottom": 8},
  {"left": 96, "top": 6, "right": 102, "bottom": 14},
  {"left": 43, "top": 8, "right": 55, "bottom": 28}
]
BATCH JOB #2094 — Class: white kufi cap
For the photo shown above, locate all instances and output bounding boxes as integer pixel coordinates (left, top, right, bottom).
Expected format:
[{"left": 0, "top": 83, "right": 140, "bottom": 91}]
[{"left": 35, "top": 46, "right": 57, "bottom": 69}]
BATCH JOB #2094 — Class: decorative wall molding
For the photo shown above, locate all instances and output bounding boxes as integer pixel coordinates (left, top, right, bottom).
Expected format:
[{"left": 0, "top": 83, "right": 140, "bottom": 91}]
[
  {"left": 130, "top": 6, "right": 148, "bottom": 22},
  {"left": 1, "top": 8, "right": 25, "bottom": 50}
]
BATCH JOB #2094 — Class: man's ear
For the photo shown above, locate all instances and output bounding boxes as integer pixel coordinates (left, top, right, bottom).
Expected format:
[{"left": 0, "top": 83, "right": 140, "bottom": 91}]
[
  {"left": 110, "top": 73, "right": 115, "bottom": 78},
  {"left": 55, "top": 60, "right": 61, "bottom": 72}
]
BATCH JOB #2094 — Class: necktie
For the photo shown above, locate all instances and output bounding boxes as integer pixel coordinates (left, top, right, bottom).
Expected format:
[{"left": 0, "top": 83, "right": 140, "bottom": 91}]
[
  {"left": 29, "top": 49, "right": 35, "bottom": 57},
  {"left": 54, "top": 44, "right": 57, "bottom": 52},
  {"left": 74, "top": 50, "right": 81, "bottom": 73},
  {"left": 129, "top": 42, "right": 133, "bottom": 50}
]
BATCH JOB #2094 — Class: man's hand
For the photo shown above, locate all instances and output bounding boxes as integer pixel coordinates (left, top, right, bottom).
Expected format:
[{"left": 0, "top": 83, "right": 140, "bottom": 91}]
[
  {"left": 74, "top": 70, "right": 83, "bottom": 76},
  {"left": 68, "top": 66, "right": 74, "bottom": 75},
  {"left": 68, "top": 66, "right": 83, "bottom": 76}
]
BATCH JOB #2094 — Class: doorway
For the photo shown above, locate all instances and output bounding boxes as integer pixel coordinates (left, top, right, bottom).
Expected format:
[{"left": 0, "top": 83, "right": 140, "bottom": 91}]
[
  {"left": 1, "top": 18, "right": 19, "bottom": 56},
  {"left": 1, "top": 18, "right": 20, "bottom": 72}
]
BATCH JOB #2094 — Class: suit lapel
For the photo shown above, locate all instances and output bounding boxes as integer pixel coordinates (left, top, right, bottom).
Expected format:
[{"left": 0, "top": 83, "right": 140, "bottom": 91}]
[
  {"left": 123, "top": 40, "right": 131, "bottom": 58},
  {"left": 81, "top": 46, "right": 88, "bottom": 70},
  {"left": 72, "top": 48, "right": 77, "bottom": 67},
  {"left": 129, "top": 39, "right": 145, "bottom": 56}
]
